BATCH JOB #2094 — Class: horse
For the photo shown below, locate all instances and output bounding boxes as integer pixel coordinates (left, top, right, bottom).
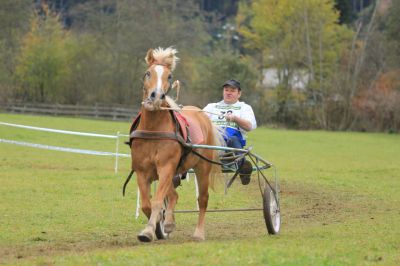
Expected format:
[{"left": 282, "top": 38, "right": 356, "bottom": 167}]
[{"left": 129, "top": 47, "right": 223, "bottom": 242}]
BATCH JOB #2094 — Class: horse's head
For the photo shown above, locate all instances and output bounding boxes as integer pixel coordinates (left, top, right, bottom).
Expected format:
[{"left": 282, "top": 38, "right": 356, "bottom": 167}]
[{"left": 142, "top": 47, "right": 179, "bottom": 111}]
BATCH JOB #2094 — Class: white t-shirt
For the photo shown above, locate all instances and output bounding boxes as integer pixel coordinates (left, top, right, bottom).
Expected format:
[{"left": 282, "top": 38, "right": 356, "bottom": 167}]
[{"left": 203, "top": 100, "right": 257, "bottom": 140}]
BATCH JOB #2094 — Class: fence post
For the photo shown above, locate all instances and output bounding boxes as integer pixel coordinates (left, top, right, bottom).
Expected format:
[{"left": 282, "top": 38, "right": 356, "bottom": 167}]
[
  {"left": 114, "top": 131, "right": 120, "bottom": 174},
  {"left": 94, "top": 103, "right": 98, "bottom": 118},
  {"left": 194, "top": 174, "right": 199, "bottom": 211},
  {"left": 136, "top": 187, "right": 141, "bottom": 219},
  {"left": 112, "top": 107, "right": 117, "bottom": 121}
]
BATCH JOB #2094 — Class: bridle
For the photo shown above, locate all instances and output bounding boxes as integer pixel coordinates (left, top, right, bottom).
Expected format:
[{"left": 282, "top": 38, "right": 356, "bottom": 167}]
[
  {"left": 142, "top": 64, "right": 173, "bottom": 97},
  {"left": 142, "top": 63, "right": 180, "bottom": 105}
]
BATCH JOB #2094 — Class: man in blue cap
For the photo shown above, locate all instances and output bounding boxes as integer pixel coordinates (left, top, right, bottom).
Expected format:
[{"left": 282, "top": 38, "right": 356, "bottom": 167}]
[{"left": 203, "top": 79, "right": 257, "bottom": 184}]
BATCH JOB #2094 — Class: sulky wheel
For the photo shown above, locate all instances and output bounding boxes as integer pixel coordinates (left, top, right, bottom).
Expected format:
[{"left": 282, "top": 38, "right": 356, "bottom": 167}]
[
  {"left": 263, "top": 185, "right": 281, "bottom": 234},
  {"left": 155, "top": 198, "right": 169, "bottom": 239}
]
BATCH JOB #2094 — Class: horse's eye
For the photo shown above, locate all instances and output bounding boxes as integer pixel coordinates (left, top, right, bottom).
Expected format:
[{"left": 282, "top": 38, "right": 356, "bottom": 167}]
[
  {"left": 168, "top": 74, "right": 172, "bottom": 81},
  {"left": 144, "top": 71, "right": 150, "bottom": 79}
]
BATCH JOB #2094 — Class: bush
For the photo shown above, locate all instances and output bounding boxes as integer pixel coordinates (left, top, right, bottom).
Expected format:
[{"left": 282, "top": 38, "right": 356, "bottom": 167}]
[{"left": 352, "top": 71, "right": 400, "bottom": 132}]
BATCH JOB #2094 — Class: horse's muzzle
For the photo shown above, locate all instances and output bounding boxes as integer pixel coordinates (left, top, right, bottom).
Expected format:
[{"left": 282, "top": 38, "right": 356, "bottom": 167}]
[
  {"left": 149, "top": 90, "right": 166, "bottom": 101},
  {"left": 143, "top": 89, "right": 165, "bottom": 111}
]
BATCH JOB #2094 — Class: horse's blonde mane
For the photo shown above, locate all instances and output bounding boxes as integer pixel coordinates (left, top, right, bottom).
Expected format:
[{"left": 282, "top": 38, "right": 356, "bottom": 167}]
[{"left": 152, "top": 47, "right": 179, "bottom": 71}]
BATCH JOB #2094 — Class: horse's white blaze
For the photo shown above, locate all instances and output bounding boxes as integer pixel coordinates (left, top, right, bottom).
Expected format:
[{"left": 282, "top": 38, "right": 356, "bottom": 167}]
[{"left": 155, "top": 65, "right": 164, "bottom": 95}]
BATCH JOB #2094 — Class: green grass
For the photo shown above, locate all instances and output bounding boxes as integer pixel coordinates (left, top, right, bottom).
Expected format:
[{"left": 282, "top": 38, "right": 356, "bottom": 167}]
[{"left": 1, "top": 113, "right": 399, "bottom": 265}]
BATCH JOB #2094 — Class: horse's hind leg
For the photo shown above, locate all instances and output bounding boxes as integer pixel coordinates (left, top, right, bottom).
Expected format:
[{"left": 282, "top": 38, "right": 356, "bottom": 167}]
[
  {"left": 193, "top": 163, "right": 211, "bottom": 241},
  {"left": 164, "top": 184, "right": 178, "bottom": 233}
]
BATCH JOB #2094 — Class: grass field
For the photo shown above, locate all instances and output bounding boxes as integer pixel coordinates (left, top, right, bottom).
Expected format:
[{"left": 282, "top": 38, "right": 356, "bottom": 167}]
[{"left": 1, "top": 113, "right": 399, "bottom": 265}]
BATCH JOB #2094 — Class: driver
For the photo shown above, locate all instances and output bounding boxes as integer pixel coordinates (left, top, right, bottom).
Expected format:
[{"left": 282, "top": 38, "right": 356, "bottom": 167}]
[{"left": 203, "top": 79, "right": 257, "bottom": 184}]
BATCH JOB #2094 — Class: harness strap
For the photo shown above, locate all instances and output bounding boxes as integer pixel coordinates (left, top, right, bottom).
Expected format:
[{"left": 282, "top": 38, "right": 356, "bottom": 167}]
[
  {"left": 125, "top": 110, "right": 232, "bottom": 196},
  {"left": 131, "top": 129, "right": 224, "bottom": 166},
  {"left": 129, "top": 111, "right": 192, "bottom": 175},
  {"left": 130, "top": 130, "right": 186, "bottom": 143}
]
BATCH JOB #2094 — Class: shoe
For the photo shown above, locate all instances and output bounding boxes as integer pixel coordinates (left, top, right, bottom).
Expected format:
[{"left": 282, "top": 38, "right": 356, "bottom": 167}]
[
  {"left": 239, "top": 160, "right": 252, "bottom": 185},
  {"left": 181, "top": 172, "right": 187, "bottom": 180},
  {"left": 172, "top": 172, "right": 187, "bottom": 188},
  {"left": 172, "top": 174, "right": 181, "bottom": 188}
]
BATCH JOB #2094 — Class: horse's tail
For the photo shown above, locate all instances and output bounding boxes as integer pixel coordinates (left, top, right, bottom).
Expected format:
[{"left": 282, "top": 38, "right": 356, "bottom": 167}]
[{"left": 208, "top": 123, "right": 225, "bottom": 189}]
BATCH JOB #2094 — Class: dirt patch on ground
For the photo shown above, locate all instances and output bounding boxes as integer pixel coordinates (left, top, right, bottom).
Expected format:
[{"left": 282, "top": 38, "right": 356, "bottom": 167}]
[
  {"left": 0, "top": 180, "right": 375, "bottom": 263},
  {"left": 280, "top": 180, "right": 372, "bottom": 226}
]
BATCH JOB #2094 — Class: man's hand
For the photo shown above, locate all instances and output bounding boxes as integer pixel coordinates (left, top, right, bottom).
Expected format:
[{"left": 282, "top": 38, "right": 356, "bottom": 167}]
[
  {"left": 225, "top": 113, "right": 252, "bottom": 131},
  {"left": 225, "top": 113, "right": 235, "bottom": 122}
]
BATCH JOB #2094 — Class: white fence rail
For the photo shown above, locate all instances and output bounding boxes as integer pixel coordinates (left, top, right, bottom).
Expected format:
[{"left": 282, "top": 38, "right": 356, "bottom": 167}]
[
  {"left": 0, "top": 121, "right": 130, "bottom": 173},
  {"left": 0, "top": 139, "right": 129, "bottom": 157},
  {"left": 0, "top": 121, "right": 198, "bottom": 218}
]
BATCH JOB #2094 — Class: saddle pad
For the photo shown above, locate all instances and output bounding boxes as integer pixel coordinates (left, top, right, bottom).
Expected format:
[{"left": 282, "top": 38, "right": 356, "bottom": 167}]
[
  {"left": 174, "top": 112, "right": 189, "bottom": 141},
  {"left": 181, "top": 114, "right": 204, "bottom": 144}
]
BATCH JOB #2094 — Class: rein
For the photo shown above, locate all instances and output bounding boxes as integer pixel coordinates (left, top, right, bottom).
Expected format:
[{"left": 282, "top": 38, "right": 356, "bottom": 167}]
[
  {"left": 124, "top": 61, "right": 223, "bottom": 195},
  {"left": 123, "top": 110, "right": 226, "bottom": 196},
  {"left": 130, "top": 125, "right": 225, "bottom": 166},
  {"left": 160, "top": 106, "right": 220, "bottom": 116}
]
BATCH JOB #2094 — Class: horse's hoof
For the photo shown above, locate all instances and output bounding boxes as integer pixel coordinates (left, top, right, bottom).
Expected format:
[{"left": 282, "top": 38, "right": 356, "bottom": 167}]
[
  {"left": 137, "top": 231, "right": 154, "bottom": 242},
  {"left": 164, "top": 222, "right": 176, "bottom": 234},
  {"left": 192, "top": 234, "right": 205, "bottom": 241}
]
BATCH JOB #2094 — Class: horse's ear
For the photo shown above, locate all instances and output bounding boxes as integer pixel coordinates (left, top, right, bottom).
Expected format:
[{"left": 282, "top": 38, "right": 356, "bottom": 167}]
[{"left": 145, "top": 49, "right": 155, "bottom": 66}]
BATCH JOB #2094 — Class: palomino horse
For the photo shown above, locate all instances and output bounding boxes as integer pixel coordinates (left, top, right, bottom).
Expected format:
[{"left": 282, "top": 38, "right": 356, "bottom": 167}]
[{"left": 130, "top": 47, "right": 223, "bottom": 242}]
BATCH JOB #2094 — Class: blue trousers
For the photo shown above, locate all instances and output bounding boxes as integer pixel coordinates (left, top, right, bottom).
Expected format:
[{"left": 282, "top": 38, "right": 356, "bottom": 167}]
[
  {"left": 226, "top": 135, "right": 243, "bottom": 149},
  {"left": 226, "top": 136, "right": 245, "bottom": 167}
]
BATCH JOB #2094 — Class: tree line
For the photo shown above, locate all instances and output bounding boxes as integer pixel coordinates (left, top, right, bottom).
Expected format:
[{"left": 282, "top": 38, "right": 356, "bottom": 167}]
[{"left": 0, "top": 0, "right": 398, "bottom": 132}]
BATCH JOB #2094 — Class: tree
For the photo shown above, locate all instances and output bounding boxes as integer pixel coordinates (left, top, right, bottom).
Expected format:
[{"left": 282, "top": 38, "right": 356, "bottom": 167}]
[
  {"left": 66, "top": 0, "right": 211, "bottom": 106},
  {"left": 0, "top": 0, "right": 32, "bottom": 101},
  {"left": 383, "top": 0, "right": 400, "bottom": 67},
  {"left": 190, "top": 50, "right": 258, "bottom": 107},
  {"left": 335, "top": 0, "right": 356, "bottom": 24},
  {"left": 348, "top": 0, "right": 400, "bottom": 132},
  {"left": 14, "top": 4, "right": 75, "bottom": 103},
  {"left": 237, "top": 0, "right": 352, "bottom": 127}
]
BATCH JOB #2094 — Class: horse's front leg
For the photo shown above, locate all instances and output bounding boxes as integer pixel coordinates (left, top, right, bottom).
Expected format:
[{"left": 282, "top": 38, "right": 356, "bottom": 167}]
[
  {"left": 135, "top": 171, "right": 156, "bottom": 242},
  {"left": 138, "top": 164, "right": 175, "bottom": 242},
  {"left": 136, "top": 172, "right": 151, "bottom": 219}
]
